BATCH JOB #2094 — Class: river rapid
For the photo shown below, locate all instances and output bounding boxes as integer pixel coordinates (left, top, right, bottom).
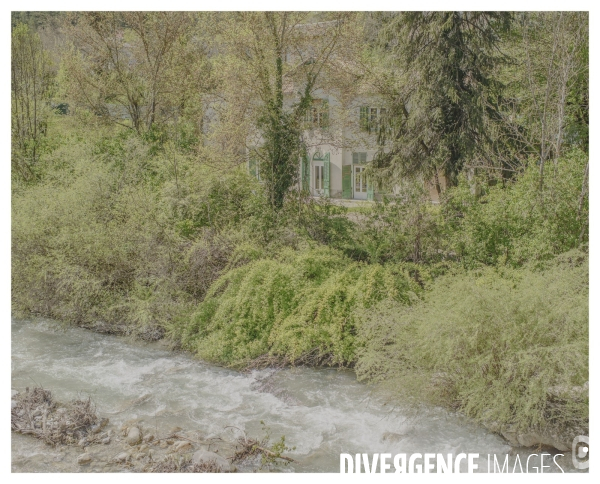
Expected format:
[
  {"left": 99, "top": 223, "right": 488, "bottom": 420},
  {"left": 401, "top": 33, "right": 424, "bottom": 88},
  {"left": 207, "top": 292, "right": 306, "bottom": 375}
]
[{"left": 11, "top": 319, "right": 580, "bottom": 473}]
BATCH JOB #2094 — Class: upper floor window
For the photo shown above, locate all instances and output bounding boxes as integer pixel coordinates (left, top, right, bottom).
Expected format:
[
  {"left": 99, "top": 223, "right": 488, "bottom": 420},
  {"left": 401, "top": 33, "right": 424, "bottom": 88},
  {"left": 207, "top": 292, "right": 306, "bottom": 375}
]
[
  {"left": 305, "top": 99, "right": 329, "bottom": 129},
  {"left": 360, "top": 106, "right": 387, "bottom": 133}
]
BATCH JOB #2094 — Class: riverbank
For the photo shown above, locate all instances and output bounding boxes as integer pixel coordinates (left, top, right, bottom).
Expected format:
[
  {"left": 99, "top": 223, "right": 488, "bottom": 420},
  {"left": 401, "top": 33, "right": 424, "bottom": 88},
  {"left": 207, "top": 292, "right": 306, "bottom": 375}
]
[
  {"left": 11, "top": 387, "right": 240, "bottom": 473},
  {"left": 11, "top": 383, "right": 304, "bottom": 473},
  {"left": 12, "top": 319, "right": 588, "bottom": 473},
  {"left": 10, "top": 319, "right": 573, "bottom": 473},
  {"left": 11, "top": 249, "right": 589, "bottom": 454}
]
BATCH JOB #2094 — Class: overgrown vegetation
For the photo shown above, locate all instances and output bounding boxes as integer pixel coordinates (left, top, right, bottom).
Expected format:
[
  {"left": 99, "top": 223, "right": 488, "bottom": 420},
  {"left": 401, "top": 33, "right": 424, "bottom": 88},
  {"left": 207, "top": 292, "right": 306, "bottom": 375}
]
[
  {"left": 356, "top": 249, "right": 588, "bottom": 433},
  {"left": 169, "top": 246, "right": 420, "bottom": 366},
  {"left": 11, "top": 11, "right": 588, "bottom": 445}
]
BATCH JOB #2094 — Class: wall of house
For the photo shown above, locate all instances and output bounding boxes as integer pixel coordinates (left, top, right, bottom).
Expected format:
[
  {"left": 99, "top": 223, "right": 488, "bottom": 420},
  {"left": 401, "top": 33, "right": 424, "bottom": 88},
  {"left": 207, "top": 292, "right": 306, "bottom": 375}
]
[{"left": 251, "top": 89, "right": 440, "bottom": 203}]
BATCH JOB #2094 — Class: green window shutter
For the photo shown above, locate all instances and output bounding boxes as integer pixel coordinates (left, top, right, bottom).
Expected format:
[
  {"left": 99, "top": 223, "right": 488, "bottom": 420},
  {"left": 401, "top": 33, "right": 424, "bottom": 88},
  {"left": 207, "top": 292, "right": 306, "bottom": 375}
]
[
  {"left": 323, "top": 156, "right": 330, "bottom": 197},
  {"left": 367, "top": 178, "right": 374, "bottom": 201},
  {"left": 342, "top": 165, "right": 352, "bottom": 199},
  {"left": 322, "top": 100, "right": 329, "bottom": 129},
  {"left": 366, "top": 152, "right": 374, "bottom": 200},
  {"left": 360, "top": 106, "right": 369, "bottom": 131},
  {"left": 249, "top": 156, "right": 258, "bottom": 179}
]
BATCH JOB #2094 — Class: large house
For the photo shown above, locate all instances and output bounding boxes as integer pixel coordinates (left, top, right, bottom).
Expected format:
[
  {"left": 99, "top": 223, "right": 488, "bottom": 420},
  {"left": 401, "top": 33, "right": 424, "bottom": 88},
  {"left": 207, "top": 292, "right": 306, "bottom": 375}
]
[
  {"left": 248, "top": 92, "right": 446, "bottom": 203},
  {"left": 248, "top": 92, "right": 399, "bottom": 202},
  {"left": 246, "top": 21, "right": 445, "bottom": 203}
]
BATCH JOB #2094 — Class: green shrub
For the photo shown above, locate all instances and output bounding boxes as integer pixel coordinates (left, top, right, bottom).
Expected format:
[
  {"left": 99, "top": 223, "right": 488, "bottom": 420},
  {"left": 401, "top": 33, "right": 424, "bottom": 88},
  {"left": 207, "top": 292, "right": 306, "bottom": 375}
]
[
  {"left": 443, "top": 149, "right": 589, "bottom": 267},
  {"left": 355, "top": 249, "right": 589, "bottom": 432},
  {"left": 168, "top": 246, "right": 421, "bottom": 367},
  {"left": 11, "top": 119, "right": 270, "bottom": 338},
  {"left": 354, "top": 182, "right": 446, "bottom": 264}
]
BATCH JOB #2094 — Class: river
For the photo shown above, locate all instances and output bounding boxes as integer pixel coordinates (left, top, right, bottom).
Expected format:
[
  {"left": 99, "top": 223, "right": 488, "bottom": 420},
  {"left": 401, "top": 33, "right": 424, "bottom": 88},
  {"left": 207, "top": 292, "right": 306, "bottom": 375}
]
[{"left": 11, "top": 319, "right": 580, "bottom": 473}]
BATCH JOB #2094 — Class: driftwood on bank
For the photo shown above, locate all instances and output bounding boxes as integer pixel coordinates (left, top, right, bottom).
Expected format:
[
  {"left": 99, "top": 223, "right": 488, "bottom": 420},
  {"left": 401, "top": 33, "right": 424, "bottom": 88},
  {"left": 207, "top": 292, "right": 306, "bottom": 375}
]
[{"left": 11, "top": 387, "right": 108, "bottom": 447}]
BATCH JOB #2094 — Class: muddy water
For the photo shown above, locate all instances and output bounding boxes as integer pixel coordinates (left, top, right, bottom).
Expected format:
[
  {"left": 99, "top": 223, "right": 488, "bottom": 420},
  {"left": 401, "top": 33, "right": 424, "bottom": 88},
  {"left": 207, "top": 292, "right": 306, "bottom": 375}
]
[{"left": 11, "top": 319, "right": 579, "bottom": 473}]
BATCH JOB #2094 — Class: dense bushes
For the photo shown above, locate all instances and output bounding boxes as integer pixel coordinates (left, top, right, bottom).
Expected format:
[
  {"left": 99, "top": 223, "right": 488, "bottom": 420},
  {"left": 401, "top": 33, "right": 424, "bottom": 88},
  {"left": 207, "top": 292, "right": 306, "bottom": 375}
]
[
  {"left": 443, "top": 149, "right": 589, "bottom": 268},
  {"left": 168, "top": 246, "right": 420, "bottom": 367},
  {"left": 355, "top": 249, "right": 588, "bottom": 433},
  {"left": 12, "top": 116, "right": 588, "bottom": 434},
  {"left": 11, "top": 121, "right": 269, "bottom": 338},
  {"left": 352, "top": 149, "right": 589, "bottom": 269}
]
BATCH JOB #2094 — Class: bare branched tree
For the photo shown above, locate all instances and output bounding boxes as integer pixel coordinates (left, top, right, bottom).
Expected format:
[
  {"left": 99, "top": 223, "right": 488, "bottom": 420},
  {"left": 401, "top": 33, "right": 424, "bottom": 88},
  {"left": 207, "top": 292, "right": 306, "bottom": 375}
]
[
  {"left": 11, "top": 23, "right": 53, "bottom": 181},
  {"left": 61, "top": 12, "right": 212, "bottom": 135}
]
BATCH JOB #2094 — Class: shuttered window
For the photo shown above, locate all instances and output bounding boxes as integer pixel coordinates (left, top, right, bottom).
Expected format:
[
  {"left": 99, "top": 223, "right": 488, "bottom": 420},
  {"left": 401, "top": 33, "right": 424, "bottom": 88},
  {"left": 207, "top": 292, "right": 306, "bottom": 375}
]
[
  {"left": 342, "top": 165, "right": 352, "bottom": 199},
  {"left": 359, "top": 106, "right": 388, "bottom": 134},
  {"left": 305, "top": 99, "right": 329, "bottom": 129},
  {"left": 323, "top": 158, "right": 330, "bottom": 197}
]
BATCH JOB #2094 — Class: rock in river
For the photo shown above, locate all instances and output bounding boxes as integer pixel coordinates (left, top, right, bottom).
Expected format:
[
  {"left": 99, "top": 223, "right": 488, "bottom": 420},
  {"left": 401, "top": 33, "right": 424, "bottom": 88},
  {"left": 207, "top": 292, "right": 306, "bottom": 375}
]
[
  {"left": 113, "top": 452, "right": 130, "bottom": 463},
  {"left": 126, "top": 426, "right": 142, "bottom": 446},
  {"left": 77, "top": 453, "right": 92, "bottom": 465},
  {"left": 174, "top": 441, "right": 192, "bottom": 452}
]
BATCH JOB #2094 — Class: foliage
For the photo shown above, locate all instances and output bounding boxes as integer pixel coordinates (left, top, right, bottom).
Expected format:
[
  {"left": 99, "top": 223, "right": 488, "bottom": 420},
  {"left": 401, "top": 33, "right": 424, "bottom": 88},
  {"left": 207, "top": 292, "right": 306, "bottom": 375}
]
[
  {"left": 500, "top": 12, "right": 589, "bottom": 174},
  {"left": 11, "top": 12, "right": 589, "bottom": 439},
  {"left": 281, "top": 191, "right": 355, "bottom": 250},
  {"left": 60, "top": 12, "right": 211, "bottom": 135},
  {"left": 354, "top": 182, "right": 446, "bottom": 264},
  {"left": 443, "top": 149, "right": 589, "bottom": 267},
  {"left": 207, "top": 12, "right": 355, "bottom": 209},
  {"left": 232, "top": 421, "right": 296, "bottom": 470},
  {"left": 355, "top": 249, "right": 588, "bottom": 433},
  {"left": 11, "top": 120, "right": 266, "bottom": 339},
  {"left": 168, "top": 246, "right": 420, "bottom": 367},
  {"left": 372, "top": 12, "right": 512, "bottom": 186}
]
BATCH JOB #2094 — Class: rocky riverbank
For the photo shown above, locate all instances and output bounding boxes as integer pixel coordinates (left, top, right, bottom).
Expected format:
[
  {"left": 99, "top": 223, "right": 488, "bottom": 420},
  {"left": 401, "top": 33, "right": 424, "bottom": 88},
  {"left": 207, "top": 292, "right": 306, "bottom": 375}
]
[{"left": 11, "top": 387, "right": 292, "bottom": 473}]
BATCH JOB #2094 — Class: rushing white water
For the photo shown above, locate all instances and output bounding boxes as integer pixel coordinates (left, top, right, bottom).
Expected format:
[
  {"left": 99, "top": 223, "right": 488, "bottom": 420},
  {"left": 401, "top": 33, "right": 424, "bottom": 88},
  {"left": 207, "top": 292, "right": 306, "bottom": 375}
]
[{"left": 11, "top": 319, "right": 580, "bottom": 473}]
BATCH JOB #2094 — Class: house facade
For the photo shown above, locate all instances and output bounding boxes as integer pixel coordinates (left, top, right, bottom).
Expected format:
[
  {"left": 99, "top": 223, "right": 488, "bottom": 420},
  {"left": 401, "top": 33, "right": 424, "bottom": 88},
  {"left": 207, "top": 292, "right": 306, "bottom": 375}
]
[
  {"left": 248, "top": 90, "right": 447, "bottom": 203},
  {"left": 249, "top": 91, "right": 392, "bottom": 202},
  {"left": 246, "top": 21, "right": 446, "bottom": 203},
  {"left": 298, "top": 98, "right": 387, "bottom": 201}
]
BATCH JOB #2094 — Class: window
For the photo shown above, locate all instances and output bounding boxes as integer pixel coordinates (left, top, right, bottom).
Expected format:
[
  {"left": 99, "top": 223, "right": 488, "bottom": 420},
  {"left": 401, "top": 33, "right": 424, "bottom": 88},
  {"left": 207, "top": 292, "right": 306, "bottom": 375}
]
[
  {"left": 370, "top": 107, "right": 378, "bottom": 127},
  {"left": 355, "top": 165, "right": 367, "bottom": 193},
  {"left": 305, "top": 99, "right": 329, "bottom": 129},
  {"left": 314, "top": 164, "right": 324, "bottom": 190},
  {"left": 359, "top": 106, "right": 388, "bottom": 134}
]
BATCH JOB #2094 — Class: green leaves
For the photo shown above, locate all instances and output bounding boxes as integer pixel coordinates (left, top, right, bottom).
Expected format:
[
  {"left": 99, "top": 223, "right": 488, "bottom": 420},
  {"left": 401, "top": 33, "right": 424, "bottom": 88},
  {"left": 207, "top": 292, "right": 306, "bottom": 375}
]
[
  {"left": 356, "top": 249, "right": 588, "bottom": 432},
  {"left": 443, "top": 149, "right": 589, "bottom": 267},
  {"left": 173, "top": 246, "right": 420, "bottom": 367},
  {"left": 12, "top": 23, "right": 53, "bottom": 181},
  {"left": 373, "top": 12, "right": 513, "bottom": 184}
]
